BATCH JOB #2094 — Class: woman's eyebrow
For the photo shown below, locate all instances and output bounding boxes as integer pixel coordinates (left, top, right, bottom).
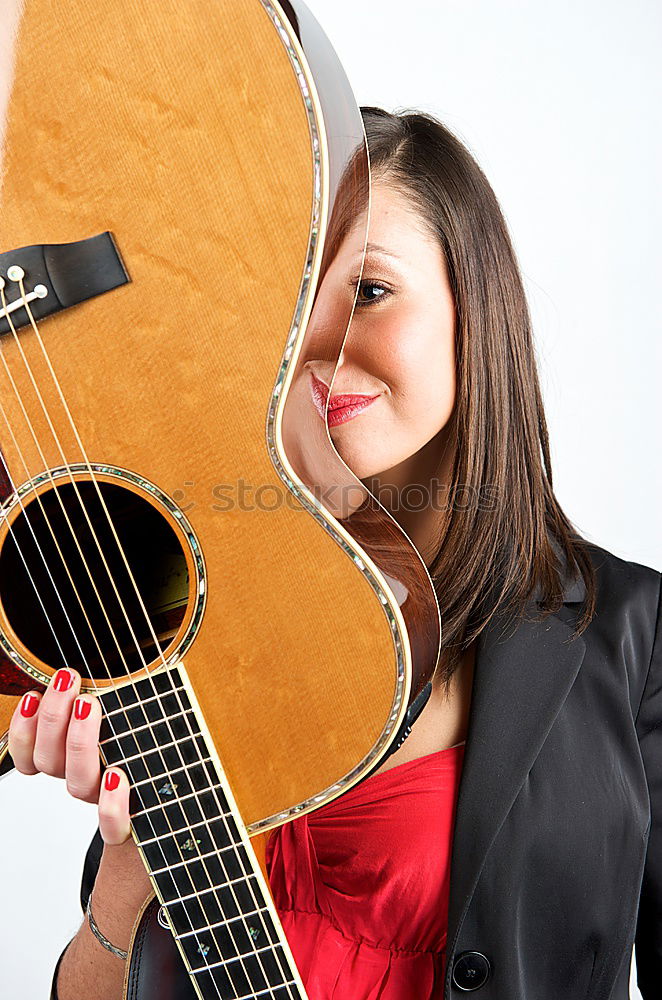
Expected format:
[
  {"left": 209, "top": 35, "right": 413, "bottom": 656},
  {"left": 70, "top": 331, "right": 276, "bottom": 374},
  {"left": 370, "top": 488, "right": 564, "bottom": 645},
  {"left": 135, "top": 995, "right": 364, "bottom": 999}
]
[{"left": 364, "top": 242, "right": 399, "bottom": 258}]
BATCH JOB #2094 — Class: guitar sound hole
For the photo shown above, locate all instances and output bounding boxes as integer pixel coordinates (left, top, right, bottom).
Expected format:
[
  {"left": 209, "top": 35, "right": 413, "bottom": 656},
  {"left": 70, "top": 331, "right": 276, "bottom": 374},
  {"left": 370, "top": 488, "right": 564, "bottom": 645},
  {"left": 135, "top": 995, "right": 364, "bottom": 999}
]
[{"left": 0, "top": 480, "right": 190, "bottom": 677}]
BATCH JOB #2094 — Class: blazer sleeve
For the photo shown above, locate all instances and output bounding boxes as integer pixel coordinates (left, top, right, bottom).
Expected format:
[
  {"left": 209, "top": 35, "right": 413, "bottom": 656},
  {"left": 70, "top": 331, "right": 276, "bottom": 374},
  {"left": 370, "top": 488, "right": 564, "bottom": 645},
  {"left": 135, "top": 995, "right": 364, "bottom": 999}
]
[
  {"left": 635, "top": 571, "right": 662, "bottom": 998},
  {"left": 50, "top": 829, "right": 105, "bottom": 1000}
]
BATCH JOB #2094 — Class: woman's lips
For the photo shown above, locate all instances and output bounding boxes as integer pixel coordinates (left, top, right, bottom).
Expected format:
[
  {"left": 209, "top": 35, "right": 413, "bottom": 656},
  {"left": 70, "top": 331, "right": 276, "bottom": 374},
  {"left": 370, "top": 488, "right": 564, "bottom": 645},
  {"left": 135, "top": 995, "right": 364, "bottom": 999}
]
[
  {"left": 310, "top": 372, "right": 380, "bottom": 426},
  {"left": 327, "top": 397, "right": 379, "bottom": 426}
]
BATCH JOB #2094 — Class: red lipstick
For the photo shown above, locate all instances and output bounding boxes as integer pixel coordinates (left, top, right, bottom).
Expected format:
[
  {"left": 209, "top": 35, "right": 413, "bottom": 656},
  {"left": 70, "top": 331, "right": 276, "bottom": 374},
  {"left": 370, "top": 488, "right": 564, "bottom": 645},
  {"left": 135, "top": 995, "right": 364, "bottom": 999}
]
[{"left": 310, "top": 372, "right": 380, "bottom": 426}]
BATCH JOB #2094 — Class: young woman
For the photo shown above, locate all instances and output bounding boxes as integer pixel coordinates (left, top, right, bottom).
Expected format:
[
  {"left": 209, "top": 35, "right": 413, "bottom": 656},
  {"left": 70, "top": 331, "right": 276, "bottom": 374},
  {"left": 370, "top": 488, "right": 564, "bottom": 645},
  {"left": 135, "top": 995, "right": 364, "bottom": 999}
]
[{"left": 10, "top": 107, "right": 660, "bottom": 1000}]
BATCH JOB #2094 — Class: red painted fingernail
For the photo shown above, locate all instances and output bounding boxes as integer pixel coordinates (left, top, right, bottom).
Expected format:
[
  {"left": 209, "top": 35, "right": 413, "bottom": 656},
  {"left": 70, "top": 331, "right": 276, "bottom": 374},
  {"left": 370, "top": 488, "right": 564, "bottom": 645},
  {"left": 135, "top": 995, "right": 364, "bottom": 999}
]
[
  {"left": 104, "top": 771, "right": 120, "bottom": 792},
  {"left": 74, "top": 698, "right": 91, "bottom": 721},
  {"left": 53, "top": 669, "right": 74, "bottom": 693},
  {"left": 20, "top": 693, "right": 39, "bottom": 718}
]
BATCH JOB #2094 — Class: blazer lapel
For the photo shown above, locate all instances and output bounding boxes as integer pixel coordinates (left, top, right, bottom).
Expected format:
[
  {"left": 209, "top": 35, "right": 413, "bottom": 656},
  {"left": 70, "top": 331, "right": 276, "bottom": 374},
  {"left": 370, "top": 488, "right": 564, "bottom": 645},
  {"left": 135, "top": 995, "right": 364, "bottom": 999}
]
[{"left": 445, "top": 558, "right": 588, "bottom": 956}]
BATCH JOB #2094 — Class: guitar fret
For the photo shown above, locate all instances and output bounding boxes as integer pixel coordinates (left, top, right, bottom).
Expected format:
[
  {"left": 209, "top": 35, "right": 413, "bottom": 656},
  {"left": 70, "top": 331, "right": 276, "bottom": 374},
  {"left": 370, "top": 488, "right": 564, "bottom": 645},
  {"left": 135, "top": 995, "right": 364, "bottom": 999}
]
[
  {"left": 99, "top": 707, "right": 196, "bottom": 744},
  {"left": 162, "top": 874, "right": 267, "bottom": 939},
  {"left": 132, "top": 788, "right": 228, "bottom": 840},
  {"left": 192, "top": 942, "right": 287, "bottom": 971},
  {"left": 131, "top": 756, "right": 214, "bottom": 789},
  {"left": 192, "top": 982, "right": 300, "bottom": 999},
  {"left": 99, "top": 669, "right": 183, "bottom": 713},
  {"left": 129, "top": 765, "right": 222, "bottom": 818},
  {"left": 172, "top": 874, "right": 254, "bottom": 905},
  {"left": 102, "top": 683, "right": 188, "bottom": 719},
  {"left": 138, "top": 813, "right": 233, "bottom": 845},
  {"left": 101, "top": 721, "right": 207, "bottom": 769},
  {"left": 151, "top": 842, "right": 241, "bottom": 875},
  {"left": 97, "top": 668, "right": 304, "bottom": 997},
  {"left": 110, "top": 731, "right": 203, "bottom": 766},
  {"left": 176, "top": 906, "right": 270, "bottom": 938},
  {"left": 133, "top": 786, "right": 203, "bottom": 816}
]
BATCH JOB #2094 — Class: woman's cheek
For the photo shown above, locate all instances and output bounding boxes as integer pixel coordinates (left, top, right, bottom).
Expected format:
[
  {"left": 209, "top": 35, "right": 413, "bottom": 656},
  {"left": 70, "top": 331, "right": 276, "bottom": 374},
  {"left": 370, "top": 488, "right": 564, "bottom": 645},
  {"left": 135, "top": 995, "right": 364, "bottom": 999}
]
[{"left": 395, "top": 346, "right": 455, "bottom": 432}]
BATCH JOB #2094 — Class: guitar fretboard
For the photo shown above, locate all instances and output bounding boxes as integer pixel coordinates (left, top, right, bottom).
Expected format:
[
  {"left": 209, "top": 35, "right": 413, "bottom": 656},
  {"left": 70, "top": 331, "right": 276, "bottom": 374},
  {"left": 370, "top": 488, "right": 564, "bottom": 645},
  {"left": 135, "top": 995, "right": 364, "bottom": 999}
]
[{"left": 98, "top": 667, "right": 306, "bottom": 1000}]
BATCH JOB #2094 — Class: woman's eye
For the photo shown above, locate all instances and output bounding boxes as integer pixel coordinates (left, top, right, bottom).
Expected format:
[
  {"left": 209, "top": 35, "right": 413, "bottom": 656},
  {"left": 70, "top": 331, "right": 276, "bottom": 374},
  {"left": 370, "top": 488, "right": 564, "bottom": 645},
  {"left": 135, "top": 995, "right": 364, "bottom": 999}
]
[{"left": 351, "top": 279, "right": 391, "bottom": 307}]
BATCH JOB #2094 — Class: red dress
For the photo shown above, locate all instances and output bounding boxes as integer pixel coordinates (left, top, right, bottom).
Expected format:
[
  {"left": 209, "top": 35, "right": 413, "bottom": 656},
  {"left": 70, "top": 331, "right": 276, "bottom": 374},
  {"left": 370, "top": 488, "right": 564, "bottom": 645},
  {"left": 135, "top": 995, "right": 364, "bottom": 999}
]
[{"left": 265, "top": 741, "right": 466, "bottom": 999}]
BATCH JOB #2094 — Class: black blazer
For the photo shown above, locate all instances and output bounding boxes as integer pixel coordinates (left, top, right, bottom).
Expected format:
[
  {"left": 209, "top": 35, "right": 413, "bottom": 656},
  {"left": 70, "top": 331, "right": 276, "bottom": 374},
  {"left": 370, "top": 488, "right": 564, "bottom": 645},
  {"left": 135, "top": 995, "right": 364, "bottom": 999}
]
[{"left": 51, "top": 539, "right": 662, "bottom": 1000}]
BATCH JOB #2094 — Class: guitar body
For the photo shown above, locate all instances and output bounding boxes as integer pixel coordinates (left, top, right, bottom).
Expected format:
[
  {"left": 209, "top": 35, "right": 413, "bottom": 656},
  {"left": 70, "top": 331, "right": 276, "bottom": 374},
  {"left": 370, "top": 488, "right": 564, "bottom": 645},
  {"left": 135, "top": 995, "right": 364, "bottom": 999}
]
[{"left": 0, "top": 1, "right": 441, "bottom": 996}]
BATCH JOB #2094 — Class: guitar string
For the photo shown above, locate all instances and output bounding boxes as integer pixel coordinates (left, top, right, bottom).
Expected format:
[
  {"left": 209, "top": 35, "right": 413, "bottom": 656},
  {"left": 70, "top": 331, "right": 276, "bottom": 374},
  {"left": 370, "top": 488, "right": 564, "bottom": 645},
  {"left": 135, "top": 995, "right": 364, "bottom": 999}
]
[
  {"left": 0, "top": 283, "right": 292, "bottom": 1000},
  {"left": 0, "top": 342, "right": 131, "bottom": 673},
  {"left": 10, "top": 274, "right": 301, "bottom": 1000},
  {"left": 0, "top": 278, "right": 299, "bottom": 998},
  {"left": 0, "top": 416, "right": 70, "bottom": 663},
  {"left": 0, "top": 289, "right": 244, "bottom": 1000},
  {"left": 4, "top": 4, "right": 319, "bottom": 995},
  {"left": 0, "top": 280, "right": 297, "bottom": 1000},
  {"left": 0, "top": 282, "right": 148, "bottom": 672}
]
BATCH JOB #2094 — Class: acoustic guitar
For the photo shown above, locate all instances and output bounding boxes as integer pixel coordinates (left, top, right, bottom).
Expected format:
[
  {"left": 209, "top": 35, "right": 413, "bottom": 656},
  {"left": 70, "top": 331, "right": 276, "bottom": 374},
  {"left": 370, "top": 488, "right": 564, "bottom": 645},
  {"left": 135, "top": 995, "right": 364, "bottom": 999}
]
[{"left": 0, "top": 1, "right": 441, "bottom": 997}]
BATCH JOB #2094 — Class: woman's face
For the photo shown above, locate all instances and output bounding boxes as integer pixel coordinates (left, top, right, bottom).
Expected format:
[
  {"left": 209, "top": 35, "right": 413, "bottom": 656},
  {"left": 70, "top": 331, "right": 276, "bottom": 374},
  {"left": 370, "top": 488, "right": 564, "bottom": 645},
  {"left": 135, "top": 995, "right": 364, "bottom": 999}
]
[{"left": 304, "top": 179, "right": 457, "bottom": 489}]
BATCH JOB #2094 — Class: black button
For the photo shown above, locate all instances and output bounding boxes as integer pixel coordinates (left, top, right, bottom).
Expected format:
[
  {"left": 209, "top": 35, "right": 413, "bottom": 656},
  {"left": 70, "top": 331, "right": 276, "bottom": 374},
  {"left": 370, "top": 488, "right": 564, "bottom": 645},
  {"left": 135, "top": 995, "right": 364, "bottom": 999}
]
[{"left": 451, "top": 950, "right": 491, "bottom": 991}]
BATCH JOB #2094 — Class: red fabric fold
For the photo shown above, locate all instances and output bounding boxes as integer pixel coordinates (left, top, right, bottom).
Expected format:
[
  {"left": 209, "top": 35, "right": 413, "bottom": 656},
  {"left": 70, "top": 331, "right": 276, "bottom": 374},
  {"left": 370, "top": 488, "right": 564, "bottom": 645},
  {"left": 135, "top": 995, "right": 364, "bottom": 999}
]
[{"left": 265, "top": 743, "right": 466, "bottom": 999}]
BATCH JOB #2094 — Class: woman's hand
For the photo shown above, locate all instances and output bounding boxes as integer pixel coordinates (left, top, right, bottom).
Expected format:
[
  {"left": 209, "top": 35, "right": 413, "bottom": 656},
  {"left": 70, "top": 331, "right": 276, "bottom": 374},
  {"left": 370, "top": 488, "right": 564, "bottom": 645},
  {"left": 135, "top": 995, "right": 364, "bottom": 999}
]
[
  {"left": 8, "top": 666, "right": 133, "bottom": 846},
  {"left": 9, "top": 669, "right": 156, "bottom": 998}
]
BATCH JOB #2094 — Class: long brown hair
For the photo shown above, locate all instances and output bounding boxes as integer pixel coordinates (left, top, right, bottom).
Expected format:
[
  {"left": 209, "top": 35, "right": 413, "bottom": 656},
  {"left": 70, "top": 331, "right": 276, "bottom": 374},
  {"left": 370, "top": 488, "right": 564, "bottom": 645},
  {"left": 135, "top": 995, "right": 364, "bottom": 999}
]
[{"left": 357, "top": 106, "right": 596, "bottom": 689}]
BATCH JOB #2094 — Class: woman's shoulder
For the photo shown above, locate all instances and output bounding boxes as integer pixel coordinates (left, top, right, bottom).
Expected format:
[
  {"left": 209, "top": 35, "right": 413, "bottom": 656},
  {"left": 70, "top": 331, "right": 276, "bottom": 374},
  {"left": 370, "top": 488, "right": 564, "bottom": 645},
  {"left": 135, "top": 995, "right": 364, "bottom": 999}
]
[
  {"left": 580, "top": 536, "right": 660, "bottom": 620},
  {"left": 575, "top": 537, "right": 660, "bottom": 717}
]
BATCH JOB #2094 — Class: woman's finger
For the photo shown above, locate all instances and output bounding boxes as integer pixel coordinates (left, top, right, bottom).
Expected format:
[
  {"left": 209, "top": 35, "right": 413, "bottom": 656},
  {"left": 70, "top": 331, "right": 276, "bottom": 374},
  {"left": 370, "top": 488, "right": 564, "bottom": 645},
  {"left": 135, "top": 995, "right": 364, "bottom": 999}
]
[
  {"left": 8, "top": 691, "right": 43, "bottom": 775},
  {"left": 64, "top": 695, "right": 102, "bottom": 803},
  {"left": 32, "top": 668, "right": 82, "bottom": 778},
  {"left": 98, "top": 768, "right": 132, "bottom": 846}
]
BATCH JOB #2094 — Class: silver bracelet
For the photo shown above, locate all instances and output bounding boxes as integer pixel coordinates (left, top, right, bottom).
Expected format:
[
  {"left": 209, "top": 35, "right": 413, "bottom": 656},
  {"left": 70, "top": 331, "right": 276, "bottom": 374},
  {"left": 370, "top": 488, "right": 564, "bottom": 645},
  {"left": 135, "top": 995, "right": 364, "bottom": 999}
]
[{"left": 85, "top": 893, "right": 129, "bottom": 960}]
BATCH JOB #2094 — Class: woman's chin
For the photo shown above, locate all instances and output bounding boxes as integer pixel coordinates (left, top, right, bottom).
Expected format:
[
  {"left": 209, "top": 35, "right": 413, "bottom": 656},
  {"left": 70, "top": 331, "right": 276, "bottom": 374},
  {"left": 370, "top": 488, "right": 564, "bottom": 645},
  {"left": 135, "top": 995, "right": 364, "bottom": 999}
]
[{"left": 329, "top": 449, "right": 390, "bottom": 483}]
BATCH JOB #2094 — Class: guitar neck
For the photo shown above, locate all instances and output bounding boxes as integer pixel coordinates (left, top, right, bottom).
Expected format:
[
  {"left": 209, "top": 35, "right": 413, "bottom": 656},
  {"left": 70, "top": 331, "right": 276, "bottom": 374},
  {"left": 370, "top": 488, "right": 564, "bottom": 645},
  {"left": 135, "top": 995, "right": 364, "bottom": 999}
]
[{"left": 98, "top": 667, "right": 307, "bottom": 1000}]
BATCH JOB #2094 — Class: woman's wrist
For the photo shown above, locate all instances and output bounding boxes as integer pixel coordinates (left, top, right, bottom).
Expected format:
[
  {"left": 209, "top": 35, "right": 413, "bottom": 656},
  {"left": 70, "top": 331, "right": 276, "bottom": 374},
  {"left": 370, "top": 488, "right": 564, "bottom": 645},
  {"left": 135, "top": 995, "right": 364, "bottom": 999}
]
[
  {"left": 86, "top": 892, "right": 129, "bottom": 960},
  {"left": 55, "top": 837, "right": 154, "bottom": 1000},
  {"left": 90, "top": 837, "right": 154, "bottom": 954}
]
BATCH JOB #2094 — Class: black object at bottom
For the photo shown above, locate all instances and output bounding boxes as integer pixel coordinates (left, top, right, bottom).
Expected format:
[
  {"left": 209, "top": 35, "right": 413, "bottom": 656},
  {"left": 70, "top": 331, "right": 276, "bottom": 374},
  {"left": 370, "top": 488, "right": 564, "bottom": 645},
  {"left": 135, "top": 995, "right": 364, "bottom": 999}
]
[{"left": 126, "top": 899, "right": 192, "bottom": 1000}]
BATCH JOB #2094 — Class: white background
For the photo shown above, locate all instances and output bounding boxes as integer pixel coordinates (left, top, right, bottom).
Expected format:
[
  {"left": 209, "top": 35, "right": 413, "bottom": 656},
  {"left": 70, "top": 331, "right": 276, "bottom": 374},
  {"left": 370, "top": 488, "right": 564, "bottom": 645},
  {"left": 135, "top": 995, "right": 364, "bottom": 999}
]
[{"left": 1, "top": 0, "right": 660, "bottom": 996}]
